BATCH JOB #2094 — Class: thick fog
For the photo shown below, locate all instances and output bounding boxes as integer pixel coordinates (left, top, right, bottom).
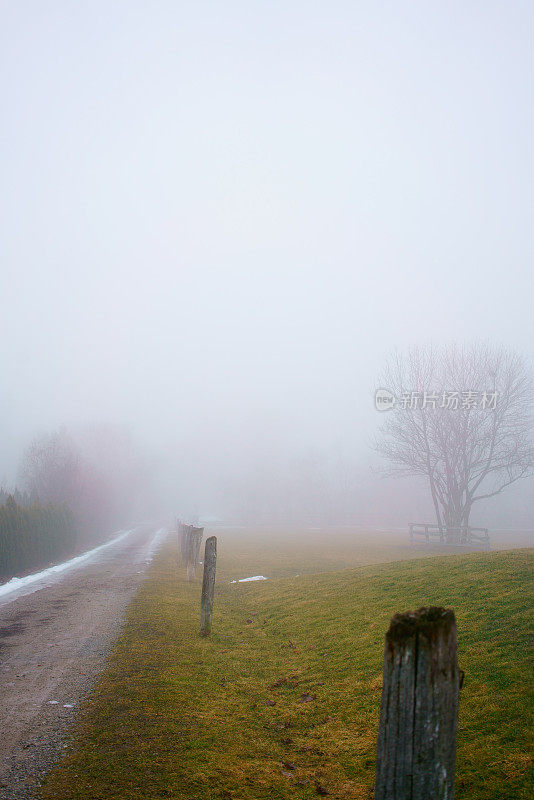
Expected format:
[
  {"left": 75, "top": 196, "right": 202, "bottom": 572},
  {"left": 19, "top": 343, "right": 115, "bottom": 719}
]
[{"left": 2, "top": 2, "right": 533, "bottom": 529}]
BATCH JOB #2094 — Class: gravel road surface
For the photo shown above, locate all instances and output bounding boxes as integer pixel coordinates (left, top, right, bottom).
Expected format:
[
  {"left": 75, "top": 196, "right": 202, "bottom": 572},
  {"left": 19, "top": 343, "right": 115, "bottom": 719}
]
[{"left": 0, "top": 524, "right": 168, "bottom": 799}]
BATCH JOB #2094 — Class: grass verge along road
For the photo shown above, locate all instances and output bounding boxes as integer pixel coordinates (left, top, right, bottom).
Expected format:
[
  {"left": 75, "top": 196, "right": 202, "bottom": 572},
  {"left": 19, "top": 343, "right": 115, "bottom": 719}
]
[{"left": 41, "top": 532, "right": 533, "bottom": 800}]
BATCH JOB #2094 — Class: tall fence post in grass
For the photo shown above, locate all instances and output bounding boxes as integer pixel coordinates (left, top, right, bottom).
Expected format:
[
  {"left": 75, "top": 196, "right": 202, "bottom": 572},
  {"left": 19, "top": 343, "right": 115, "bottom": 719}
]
[
  {"left": 375, "top": 606, "right": 460, "bottom": 800},
  {"left": 200, "top": 536, "right": 217, "bottom": 637}
]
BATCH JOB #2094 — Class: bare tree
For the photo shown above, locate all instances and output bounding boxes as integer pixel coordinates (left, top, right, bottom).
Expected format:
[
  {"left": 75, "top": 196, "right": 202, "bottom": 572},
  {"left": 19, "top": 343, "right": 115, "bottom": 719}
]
[
  {"left": 375, "top": 344, "right": 534, "bottom": 538},
  {"left": 19, "top": 425, "right": 154, "bottom": 539},
  {"left": 19, "top": 428, "right": 82, "bottom": 508}
]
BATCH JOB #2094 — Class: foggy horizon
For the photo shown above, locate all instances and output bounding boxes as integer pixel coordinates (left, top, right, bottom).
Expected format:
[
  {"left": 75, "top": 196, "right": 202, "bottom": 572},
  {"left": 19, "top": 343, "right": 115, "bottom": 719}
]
[{"left": 2, "top": 1, "right": 534, "bottom": 529}]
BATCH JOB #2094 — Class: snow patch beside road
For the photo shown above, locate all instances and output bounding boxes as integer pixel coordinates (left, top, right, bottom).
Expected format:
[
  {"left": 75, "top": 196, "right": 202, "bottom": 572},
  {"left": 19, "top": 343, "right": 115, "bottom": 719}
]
[{"left": 138, "top": 526, "right": 168, "bottom": 565}]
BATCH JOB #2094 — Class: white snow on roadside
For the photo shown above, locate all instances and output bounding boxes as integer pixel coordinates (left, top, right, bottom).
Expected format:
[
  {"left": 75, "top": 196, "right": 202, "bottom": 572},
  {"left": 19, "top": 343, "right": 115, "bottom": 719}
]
[
  {"left": 0, "top": 528, "right": 134, "bottom": 601},
  {"left": 230, "top": 575, "right": 268, "bottom": 583},
  {"left": 138, "top": 526, "right": 168, "bottom": 565}
]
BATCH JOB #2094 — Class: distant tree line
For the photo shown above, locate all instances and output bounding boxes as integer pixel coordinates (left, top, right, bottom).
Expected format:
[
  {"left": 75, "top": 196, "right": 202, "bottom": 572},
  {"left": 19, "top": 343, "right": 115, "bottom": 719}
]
[
  {"left": 0, "top": 487, "right": 36, "bottom": 508},
  {"left": 19, "top": 425, "right": 150, "bottom": 544},
  {"left": 0, "top": 423, "right": 152, "bottom": 582},
  {"left": 0, "top": 495, "right": 77, "bottom": 580}
]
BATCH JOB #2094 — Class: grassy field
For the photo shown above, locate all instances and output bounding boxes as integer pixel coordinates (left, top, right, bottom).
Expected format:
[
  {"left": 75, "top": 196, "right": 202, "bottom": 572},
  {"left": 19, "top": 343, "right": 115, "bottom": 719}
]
[{"left": 40, "top": 530, "right": 533, "bottom": 800}]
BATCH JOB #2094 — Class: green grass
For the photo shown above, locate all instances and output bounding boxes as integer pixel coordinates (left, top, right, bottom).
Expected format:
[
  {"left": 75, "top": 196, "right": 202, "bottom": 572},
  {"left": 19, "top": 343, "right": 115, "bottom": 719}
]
[{"left": 40, "top": 531, "right": 533, "bottom": 800}]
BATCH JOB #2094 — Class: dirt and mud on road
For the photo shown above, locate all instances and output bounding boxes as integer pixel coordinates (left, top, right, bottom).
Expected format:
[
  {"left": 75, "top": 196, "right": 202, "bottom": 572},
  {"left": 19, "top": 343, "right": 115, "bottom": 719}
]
[{"left": 0, "top": 524, "right": 168, "bottom": 800}]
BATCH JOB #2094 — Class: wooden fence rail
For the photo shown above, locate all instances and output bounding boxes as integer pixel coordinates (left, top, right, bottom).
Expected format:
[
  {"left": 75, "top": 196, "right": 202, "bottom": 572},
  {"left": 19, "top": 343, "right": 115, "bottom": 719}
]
[{"left": 409, "top": 522, "right": 490, "bottom": 549}]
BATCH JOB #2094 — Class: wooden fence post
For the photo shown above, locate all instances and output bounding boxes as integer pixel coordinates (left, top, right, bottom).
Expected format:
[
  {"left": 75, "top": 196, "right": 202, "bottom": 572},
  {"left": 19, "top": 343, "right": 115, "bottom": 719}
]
[
  {"left": 189, "top": 526, "right": 204, "bottom": 580},
  {"left": 179, "top": 522, "right": 188, "bottom": 564},
  {"left": 375, "top": 606, "right": 460, "bottom": 800},
  {"left": 200, "top": 536, "right": 217, "bottom": 637},
  {"left": 179, "top": 523, "right": 204, "bottom": 581}
]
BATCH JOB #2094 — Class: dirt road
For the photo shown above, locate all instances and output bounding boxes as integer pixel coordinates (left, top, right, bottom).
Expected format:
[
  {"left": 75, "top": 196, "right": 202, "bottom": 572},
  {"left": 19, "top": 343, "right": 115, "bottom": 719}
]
[{"left": 0, "top": 524, "right": 168, "bottom": 799}]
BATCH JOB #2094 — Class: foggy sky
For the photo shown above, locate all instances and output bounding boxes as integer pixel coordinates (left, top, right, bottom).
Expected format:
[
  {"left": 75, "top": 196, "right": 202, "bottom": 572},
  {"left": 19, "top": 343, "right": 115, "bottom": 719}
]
[{"left": 2, "top": 2, "right": 533, "bottom": 524}]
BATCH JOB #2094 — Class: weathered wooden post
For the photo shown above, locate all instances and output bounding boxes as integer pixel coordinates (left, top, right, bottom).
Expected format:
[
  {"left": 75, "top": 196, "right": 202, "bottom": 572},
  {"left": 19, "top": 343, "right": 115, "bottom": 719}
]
[
  {"left": 185, "top": 524, "right": 195, "bottom": 581},
  {"left": 188, "top": 526, "right": 203, "bottom": 580},
  {"left": 179, "top": 522, "right": 188, "bottom": 563},
  {"left": 179, "top": 523, "right": 204, "bottom": 581},
  {"left": 375, "top": 606, "right": 460, "bottom": 800},
  {"left": 200, "top": 536, "right": 217, "bottom": 637}
]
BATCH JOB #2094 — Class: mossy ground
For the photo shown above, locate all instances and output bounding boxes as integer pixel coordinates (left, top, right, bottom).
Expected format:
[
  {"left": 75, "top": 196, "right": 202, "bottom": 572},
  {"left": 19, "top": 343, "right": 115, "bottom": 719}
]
[{"left": 40, "top": 530, "right": 533, "bottom": 800}]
